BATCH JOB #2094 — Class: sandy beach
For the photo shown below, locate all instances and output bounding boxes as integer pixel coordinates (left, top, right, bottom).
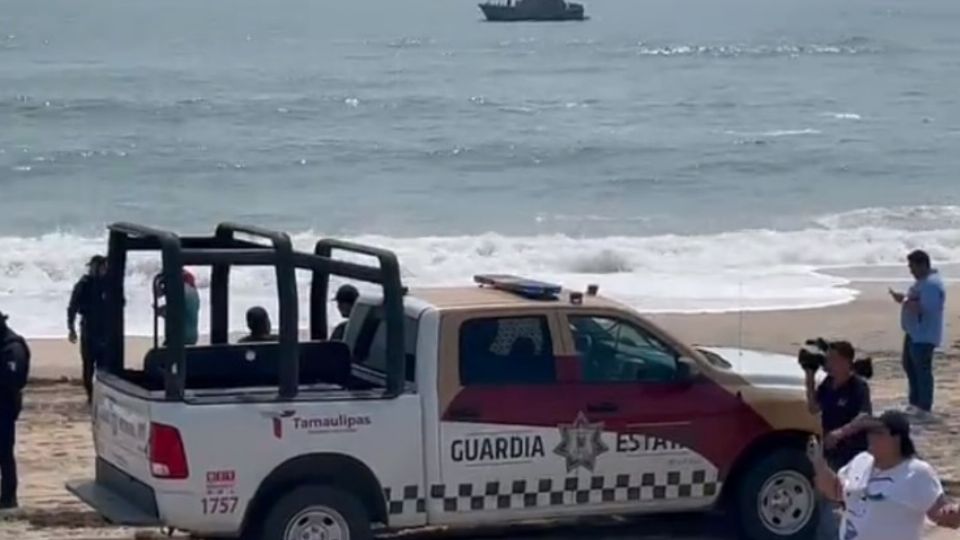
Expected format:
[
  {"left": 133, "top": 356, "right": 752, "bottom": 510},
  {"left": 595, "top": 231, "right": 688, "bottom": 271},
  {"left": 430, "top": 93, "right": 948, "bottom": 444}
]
[{"left": 4, "top": 282, "right": 960, "bottom": 539}]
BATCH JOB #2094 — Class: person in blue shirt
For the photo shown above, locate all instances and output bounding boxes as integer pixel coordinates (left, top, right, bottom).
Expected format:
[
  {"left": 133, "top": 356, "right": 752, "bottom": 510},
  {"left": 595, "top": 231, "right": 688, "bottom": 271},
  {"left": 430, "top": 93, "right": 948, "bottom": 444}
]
[
  {"left": 889, "top": 250, "right": 945, "bottom": 415},
  {"left": 155, "top": 270, "right": 201, "bottom": 346}
]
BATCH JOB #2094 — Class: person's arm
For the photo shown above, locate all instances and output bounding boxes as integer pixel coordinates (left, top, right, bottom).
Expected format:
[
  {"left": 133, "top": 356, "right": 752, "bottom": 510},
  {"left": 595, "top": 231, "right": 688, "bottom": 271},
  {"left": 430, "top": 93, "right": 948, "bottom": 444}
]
[
  {"left": 805, "top": 371, "right": 821, "bottom": 415},
  {"left": 809, "top": 438, "right": 843, "bottom": 501},
  {"left": 928, "top": 496, "right": 960, "bottom": 529},
  {"left": 825, "top": 380, "right": 873, "bottom": 447},
  {"left": 67, "top": 279, "right": 84, "bottom": 339},
  {"left": 917, "top": 280, "right": 945, "bottom": 319}
]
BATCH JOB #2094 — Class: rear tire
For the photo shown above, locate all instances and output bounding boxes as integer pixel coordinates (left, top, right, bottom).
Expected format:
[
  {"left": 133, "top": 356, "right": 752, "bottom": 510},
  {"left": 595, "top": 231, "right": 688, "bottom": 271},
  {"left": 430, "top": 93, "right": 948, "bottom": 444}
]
[
  {"left": 259, "top": 485, "right": 371, "bottom": 540},
  {"left": 734, "top": 447, "right": 818, "bottom": 540}
]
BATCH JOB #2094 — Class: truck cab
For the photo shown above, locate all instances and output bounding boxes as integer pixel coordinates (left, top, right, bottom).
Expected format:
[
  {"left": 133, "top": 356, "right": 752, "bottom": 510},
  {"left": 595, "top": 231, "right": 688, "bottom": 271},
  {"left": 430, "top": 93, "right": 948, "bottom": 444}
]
[{"left": 68, "top": 223, "right": 821, "bottom": 540}]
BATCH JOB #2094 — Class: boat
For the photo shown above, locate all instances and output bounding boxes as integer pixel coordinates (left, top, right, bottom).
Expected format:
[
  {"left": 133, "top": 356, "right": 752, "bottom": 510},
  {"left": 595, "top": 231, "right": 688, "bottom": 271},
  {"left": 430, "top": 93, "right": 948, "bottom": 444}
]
[{"left": 478, "top": 0, "right": 587, "bottom": 22}]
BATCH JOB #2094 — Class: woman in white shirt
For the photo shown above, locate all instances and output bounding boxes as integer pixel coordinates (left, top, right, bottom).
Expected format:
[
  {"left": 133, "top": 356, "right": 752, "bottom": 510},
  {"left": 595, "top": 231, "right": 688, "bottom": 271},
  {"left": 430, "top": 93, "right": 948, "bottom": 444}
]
[{"left": 810, "top": 410, "right": 960, "bottom": 540}]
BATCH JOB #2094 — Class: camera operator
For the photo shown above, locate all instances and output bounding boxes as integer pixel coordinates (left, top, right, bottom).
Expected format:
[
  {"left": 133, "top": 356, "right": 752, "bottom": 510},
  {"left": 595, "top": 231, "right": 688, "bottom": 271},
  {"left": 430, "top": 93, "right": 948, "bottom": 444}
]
[{"left": 804, "top": 340, "right": 873, "bottom": 540}]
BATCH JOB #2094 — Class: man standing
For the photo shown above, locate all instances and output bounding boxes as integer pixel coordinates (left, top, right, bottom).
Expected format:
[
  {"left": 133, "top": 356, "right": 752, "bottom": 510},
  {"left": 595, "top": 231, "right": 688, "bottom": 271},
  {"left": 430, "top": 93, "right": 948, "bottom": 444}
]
[
  {"left": 890, "top": 249, "right": 945, "bottom": 415},
  {"left": 330, "top": 284, "right": 358, "bottom": 341},
  {"left": 68, "top": 255, "right": 108, "bottom": 404},
  {"left": 804, "top": 340, "right": 873, "bottom": 540},
  {"left": 0, "top": 310, "right": 30, "bottom": 510}
]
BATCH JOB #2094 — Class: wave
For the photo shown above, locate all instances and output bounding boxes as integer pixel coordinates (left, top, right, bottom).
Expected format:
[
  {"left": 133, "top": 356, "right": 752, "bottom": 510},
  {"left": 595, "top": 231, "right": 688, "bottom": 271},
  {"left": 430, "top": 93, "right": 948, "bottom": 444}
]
[
  {"left": 1, "top": 206, "right": 958, "bottom": 338},
  {"left": 634, "top": 41, "right": 882, "bottom": 58}
]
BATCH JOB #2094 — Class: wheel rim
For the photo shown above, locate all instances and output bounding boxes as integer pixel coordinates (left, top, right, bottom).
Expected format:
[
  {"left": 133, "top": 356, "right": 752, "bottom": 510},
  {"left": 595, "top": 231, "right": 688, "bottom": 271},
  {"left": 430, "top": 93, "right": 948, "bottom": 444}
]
[
  {"left": 757, "top": 470, "right": 815, "bottom": 536},
  {"left": 283, "top": 505, "right": 350, "bottom": 540}
]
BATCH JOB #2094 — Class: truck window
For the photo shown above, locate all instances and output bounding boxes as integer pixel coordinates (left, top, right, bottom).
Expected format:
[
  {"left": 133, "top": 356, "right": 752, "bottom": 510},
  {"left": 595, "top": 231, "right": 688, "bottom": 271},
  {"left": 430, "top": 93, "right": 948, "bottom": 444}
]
[
  {"left": 458, "top": 316, "right": 555, "bottom": 385},
  {"left": 351, "top": 305, "right": 419, "bottom": 383},
  {"left": 568, "top": 315, "right": 678, "bottom": 383}
]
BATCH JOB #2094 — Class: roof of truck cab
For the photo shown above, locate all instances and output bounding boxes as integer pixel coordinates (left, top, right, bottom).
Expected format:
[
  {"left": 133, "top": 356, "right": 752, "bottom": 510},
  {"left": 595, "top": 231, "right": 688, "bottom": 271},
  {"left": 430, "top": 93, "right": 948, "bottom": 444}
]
[{"left": 408, "top": 286, "right": 627, "bottom": 311}]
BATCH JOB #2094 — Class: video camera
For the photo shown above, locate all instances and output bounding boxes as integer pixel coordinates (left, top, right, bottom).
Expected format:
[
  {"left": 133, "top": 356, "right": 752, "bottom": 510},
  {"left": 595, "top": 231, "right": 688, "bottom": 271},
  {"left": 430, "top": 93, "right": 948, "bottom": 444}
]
[{"left": 797, "top": 338, "right": 873, "bottom": 379}]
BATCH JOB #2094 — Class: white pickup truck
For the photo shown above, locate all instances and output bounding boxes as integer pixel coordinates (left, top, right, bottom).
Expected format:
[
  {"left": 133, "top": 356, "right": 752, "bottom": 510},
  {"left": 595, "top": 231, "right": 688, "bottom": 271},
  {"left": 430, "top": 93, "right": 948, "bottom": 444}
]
[{"left": 68, "top": 223, "right": 821, "bottom": 540}]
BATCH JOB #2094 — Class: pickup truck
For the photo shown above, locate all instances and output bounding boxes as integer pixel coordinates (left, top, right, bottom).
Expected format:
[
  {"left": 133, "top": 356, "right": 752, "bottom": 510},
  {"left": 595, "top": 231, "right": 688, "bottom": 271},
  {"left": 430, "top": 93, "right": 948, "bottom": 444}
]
[{"left": 67, "top": 222, "right": 821, "bottom": 540}]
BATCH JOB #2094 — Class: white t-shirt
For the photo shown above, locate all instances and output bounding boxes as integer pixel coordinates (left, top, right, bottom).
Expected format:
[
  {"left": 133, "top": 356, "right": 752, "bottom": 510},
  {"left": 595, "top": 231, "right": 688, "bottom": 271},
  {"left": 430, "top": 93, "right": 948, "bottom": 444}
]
[{"left": 838, "top": 452, "right": 944, "bottom": 540}]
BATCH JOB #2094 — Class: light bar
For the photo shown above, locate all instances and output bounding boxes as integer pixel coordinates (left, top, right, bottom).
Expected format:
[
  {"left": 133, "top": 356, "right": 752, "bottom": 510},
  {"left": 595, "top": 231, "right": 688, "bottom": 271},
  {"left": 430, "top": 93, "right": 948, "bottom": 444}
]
[{"left": 474, "top": 274, "right": 562, "bottom": 300}]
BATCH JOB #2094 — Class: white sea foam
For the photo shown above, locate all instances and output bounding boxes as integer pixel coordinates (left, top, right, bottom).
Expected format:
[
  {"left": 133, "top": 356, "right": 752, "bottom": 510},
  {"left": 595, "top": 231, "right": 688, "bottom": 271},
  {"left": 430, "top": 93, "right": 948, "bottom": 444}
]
[{"left": 1, "top": 207, "right": 958, "bottom": 338}]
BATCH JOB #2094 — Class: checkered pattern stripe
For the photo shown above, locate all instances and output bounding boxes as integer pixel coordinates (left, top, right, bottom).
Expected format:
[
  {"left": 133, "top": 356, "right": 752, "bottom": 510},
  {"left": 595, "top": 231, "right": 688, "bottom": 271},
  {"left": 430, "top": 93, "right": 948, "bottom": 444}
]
[
  {"left": 383, "top": 485, "right": 426, "bottom": 515},
  {"left": 395, "top": 469, "right": 720, "bottom": 514}
]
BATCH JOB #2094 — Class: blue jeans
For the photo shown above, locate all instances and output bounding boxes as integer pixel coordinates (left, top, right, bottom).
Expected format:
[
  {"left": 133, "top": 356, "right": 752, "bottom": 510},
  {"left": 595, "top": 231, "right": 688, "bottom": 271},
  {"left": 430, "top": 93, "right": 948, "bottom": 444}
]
[
  {"left": 817, "top": 494, "right": 840, "bottom": 540},
  {"left": 902, "top": 335, "right": 935, "bottom": 411}
]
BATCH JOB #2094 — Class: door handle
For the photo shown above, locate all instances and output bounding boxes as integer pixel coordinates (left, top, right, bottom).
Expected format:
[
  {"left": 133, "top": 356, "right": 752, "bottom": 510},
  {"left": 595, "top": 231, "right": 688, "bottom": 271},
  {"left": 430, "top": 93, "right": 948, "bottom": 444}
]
[
  {"left": 586, "top": 402, "right": 619, "bottom": 413},
  {"left": 448, "top": 407, "right": 481, "bottom": 420}
]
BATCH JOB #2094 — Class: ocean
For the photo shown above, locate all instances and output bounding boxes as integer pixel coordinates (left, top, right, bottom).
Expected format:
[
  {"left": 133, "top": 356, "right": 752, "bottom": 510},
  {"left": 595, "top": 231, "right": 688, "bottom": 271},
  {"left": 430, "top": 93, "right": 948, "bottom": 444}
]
[{"left": 2, "top": 0, "right": 960, "bottom": 337}]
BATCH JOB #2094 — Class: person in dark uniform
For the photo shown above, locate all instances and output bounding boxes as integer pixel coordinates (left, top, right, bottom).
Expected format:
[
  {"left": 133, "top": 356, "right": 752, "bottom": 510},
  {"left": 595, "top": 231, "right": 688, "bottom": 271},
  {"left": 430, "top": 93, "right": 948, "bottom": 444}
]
[
  {"left": 330, "top": 284, "right": 359, "bottom": 341},
  {"left": 67, "top": 255, "right": 108, "bottom": 404},
  {"left": 0, "top": 310, "right": 30, "bottom": 510},
  {"left": 804, "top": 340, "right": 873, "bottom": 540}
]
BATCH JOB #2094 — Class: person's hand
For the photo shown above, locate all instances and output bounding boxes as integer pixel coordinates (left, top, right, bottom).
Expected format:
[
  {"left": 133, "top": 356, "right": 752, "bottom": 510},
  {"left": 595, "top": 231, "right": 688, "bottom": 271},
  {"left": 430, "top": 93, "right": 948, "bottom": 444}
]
[
  {"left": 806, "top": 436, "right": 824, "bottom": 466},
  {"left": 889, "top": 288, "right": 905, "bottom": 304},
  {"left": 68, "top": 329, "right": 78, "bottom": 344},
  {"left": 824, "top": 429, "right": 844, "bottom": 450},
  {"left": 938, "top": 503, "right": 960, "bottom": 529}
]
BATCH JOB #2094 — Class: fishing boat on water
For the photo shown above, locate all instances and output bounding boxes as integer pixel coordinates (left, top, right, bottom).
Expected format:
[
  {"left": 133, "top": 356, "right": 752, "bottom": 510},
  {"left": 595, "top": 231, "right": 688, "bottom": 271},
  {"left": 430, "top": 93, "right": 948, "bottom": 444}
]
[{"left": 479, "top": 0, "right": 587, "bottom": 22}]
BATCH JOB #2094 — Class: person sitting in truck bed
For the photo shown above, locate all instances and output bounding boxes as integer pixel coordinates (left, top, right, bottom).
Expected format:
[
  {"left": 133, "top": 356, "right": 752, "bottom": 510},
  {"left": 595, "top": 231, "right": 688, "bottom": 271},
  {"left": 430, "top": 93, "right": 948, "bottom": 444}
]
[
  {"left": 330, "top": 284, "right": 359, "bottom": 341},
  {"left": 238, "top": 307, "right": 277, "bottom": 343}
]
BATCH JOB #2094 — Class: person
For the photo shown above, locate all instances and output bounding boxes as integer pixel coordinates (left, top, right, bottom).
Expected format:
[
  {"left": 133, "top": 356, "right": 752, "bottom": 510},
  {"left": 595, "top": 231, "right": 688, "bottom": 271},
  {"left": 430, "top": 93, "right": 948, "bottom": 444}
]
[
  {"left": 330, "top": 284, "right": 358, "bottom": 341},
  {"left": 0, "top": 310, "right": 30, "bottom": 511},
  {"left": 156, "top": 270, "right": 201, "bottom": 346},
  {"left": 239, "top": 307, "right": 276, "bottom": 343},
  {"left": 804, "top": 340, "right": 873, "bottom": 540},
  {"left": 889, "top": 249, "right": 945, "bottom": 415},
  {"left": 810, "top": 410, "right": 960, "bottom": 540},
  {"left": 67, "top": 255, "right": 109, "bottom": 403}
]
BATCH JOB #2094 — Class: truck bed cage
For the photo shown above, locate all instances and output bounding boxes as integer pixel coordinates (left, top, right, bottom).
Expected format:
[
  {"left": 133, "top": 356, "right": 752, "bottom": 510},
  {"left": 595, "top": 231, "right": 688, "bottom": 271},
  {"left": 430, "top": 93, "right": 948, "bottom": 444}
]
[{"left": 105, "top": 222, "right": 406, "bottom": 400}]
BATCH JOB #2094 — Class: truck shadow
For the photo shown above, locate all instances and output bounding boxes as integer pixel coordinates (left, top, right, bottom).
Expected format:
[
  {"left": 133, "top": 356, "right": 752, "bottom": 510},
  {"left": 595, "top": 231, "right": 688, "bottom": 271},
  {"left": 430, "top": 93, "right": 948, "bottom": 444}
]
[{"left": 379, "top": 513, "right": 732, "bottom": 540}]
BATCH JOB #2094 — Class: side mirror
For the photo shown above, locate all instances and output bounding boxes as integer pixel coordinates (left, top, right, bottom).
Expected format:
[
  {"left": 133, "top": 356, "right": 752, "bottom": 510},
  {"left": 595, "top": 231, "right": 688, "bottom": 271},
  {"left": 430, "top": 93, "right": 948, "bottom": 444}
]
[{"left": 676, "top": 357, "right": 701, "bottom": 382}]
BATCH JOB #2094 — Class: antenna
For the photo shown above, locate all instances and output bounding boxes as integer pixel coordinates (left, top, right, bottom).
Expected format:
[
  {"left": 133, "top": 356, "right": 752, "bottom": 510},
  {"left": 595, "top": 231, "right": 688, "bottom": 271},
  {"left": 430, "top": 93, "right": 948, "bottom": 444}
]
[{"left": 738, "top": 279, "right": 744, "bottom": 360}]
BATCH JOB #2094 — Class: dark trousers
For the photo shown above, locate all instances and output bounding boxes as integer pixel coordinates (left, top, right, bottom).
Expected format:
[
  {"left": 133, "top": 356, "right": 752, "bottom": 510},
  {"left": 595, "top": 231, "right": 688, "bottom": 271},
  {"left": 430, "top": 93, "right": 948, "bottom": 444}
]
[
  {"left": 0, "top": 412, "right": 17, "bottom": 505},
  {"left": 902, "top": 335, "right": 936, "bottom": 411},
  {"left": 80, "top": 331, "right": 104, "bottom": 403}
]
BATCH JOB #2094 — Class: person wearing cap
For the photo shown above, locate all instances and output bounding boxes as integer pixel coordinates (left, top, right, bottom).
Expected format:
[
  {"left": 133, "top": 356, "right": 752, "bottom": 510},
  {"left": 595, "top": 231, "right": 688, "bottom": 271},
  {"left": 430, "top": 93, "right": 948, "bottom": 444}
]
[
  {"left": 889, "top": 249, "right": 945, "bottom": 416},
  {"left": 805, "top": 340, "right": 873, "bottom": 540},
  {"left": 0, "top": 310, "right": 30, "bottom": 510},
  {"left": 810, "top": 410, "right": 960, "bottom": 540},
  {"left": 330, "top": 284, "right": 359, "bottom": 341},
  {"left": 67, "top": 255, "right": 109, "bottom": 404}
]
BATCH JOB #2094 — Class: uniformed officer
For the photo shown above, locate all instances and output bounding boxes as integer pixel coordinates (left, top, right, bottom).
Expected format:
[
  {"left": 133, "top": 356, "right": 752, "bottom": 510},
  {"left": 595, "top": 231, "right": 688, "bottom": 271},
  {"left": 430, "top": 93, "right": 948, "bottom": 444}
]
[{"left": 0, "top": 310, "right": 30, "bottom": 510}]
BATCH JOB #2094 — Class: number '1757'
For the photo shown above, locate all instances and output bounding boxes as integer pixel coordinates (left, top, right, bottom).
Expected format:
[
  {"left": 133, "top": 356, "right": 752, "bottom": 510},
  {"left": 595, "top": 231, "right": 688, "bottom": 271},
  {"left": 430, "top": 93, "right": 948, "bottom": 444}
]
[{"left": 202, "top": 496, "right": 238, "bottom": 515}]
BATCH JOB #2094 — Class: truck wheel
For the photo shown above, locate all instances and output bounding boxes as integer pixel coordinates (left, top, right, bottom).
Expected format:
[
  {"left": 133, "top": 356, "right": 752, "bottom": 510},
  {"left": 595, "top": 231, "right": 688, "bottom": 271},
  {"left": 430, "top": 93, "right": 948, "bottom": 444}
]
[
  {"left": 260, "top": 485, "right": 371, "bottom": 540},
  {"left": 734, "top": 448, "right": 817, "bottom": 540}
]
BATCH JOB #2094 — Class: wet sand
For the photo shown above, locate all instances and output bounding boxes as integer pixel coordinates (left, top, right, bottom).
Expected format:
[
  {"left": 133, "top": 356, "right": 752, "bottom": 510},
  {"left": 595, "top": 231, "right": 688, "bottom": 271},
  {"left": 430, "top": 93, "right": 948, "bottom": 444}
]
[{"left": 5, "top": 282, "right": 960, "bottom": 539}]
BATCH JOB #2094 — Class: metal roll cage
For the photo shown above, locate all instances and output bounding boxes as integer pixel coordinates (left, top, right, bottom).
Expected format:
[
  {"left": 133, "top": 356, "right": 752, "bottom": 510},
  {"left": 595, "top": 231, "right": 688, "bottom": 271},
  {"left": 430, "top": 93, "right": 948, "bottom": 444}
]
[{"left": 104, "top": 222, "right": 405, "bottom": 400}]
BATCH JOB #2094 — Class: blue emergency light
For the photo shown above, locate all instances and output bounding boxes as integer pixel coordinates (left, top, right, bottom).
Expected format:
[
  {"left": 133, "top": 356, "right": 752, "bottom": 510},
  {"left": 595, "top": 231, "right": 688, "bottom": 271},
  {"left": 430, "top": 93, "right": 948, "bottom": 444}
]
[{"left": 473, "top": 274, "right": 562, "bottom": 300}]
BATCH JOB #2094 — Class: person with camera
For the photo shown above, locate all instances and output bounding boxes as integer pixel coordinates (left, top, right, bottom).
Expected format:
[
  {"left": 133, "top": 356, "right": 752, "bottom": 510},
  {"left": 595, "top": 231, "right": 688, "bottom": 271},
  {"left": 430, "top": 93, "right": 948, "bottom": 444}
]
[{"left": 804, "top": 340, "right": 873, "bottom": 540}]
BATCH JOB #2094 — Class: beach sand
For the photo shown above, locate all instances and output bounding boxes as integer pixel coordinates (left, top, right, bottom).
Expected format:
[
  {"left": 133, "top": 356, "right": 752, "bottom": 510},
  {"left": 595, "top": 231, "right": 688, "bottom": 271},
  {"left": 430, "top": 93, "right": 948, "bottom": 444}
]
[{"left": 4, "top": 282, "right": 960, "bottom": 539}]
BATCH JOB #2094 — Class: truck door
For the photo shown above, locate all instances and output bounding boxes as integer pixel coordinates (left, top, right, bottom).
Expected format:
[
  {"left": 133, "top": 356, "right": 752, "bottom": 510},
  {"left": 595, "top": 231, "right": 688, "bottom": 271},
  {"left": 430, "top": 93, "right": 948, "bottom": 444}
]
[
  {"left": 556, "top": 311, "right": 767, "bottom": 513},
  {"left": 431, "top": 310, "right": 590, "bottom": 525}
]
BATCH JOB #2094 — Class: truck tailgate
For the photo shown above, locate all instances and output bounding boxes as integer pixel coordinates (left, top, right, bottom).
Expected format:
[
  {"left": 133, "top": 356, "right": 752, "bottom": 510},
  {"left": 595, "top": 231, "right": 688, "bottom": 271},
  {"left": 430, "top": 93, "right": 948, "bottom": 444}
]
[{"left": 92, "top": 383, "right": 154, "bottom": 483}]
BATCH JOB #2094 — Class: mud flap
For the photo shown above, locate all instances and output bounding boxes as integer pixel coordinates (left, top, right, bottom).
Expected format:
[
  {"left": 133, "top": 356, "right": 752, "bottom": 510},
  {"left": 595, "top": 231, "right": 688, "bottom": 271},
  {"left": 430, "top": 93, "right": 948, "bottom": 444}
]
[{"left": 66, "top": 479, "right": 162, "bottom": 527}]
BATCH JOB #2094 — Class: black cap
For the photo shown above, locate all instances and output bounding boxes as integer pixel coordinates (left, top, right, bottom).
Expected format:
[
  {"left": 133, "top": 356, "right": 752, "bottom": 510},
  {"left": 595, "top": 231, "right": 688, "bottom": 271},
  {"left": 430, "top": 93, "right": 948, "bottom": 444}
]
[
  {"left": 0, "top": 310, "right": 7, "bottom": 321},
  {"left": 868, "top": 410, "right": 916, "bottom": 456},
  {"left": 87, "top": 255, "right": 106, "bottom": 266},
  {"left": 334, "top": 284, "right": 359, "bottom": 304}
]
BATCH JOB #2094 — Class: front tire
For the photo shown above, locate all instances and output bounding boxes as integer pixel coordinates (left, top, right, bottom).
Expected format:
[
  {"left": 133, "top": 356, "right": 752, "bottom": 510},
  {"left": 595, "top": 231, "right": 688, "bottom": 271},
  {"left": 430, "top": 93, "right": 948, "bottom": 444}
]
[
  {"left": 259, "top": 485, "right": 371, "bottom": 540},
  {"left": 734, "top": 448, "right": 818, "bottom": 540}
]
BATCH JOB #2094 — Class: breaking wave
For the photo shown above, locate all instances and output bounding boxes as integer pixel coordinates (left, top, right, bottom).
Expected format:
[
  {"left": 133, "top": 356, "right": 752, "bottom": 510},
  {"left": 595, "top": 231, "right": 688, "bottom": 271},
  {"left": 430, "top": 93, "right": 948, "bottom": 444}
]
[{"left": 1, "top": 205, "right": 959, "bottom": 337}]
